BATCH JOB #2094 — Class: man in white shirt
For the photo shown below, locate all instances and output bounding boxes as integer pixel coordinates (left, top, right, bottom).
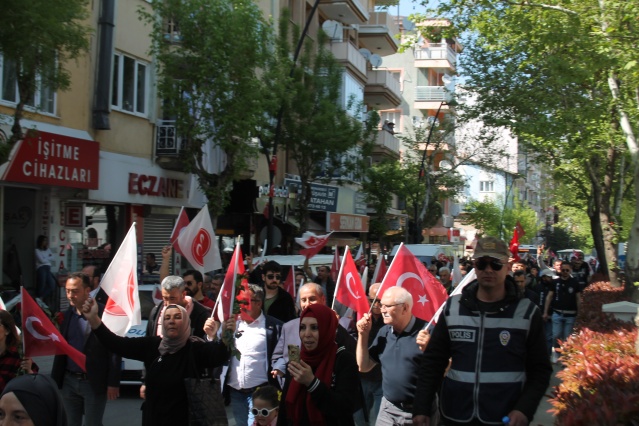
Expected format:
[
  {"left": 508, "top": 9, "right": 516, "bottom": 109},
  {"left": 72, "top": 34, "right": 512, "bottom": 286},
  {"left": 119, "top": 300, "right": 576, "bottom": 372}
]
[{"left": 224, "top": 284, "right": 283, "bottom": 426}]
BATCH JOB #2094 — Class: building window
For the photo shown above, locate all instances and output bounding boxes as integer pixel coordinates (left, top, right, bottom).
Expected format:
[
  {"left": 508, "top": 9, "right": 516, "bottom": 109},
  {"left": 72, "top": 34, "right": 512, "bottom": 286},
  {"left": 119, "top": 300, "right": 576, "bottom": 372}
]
[
  {"left": 0, "top": 54, "right": 56, "bottom": 115},
  {"left": 479, "top": 181, "right": 494, "bottom": 192},
  {"left": 112, "top": 53, "right": 148, "bottom": 115}
]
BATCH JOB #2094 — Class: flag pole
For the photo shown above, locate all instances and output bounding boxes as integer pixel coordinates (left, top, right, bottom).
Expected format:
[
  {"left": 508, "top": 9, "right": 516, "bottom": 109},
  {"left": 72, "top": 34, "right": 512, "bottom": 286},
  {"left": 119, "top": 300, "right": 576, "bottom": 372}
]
[
  {"left": 369, "top": 243, "right": 404, "bottom": 315},
  {"left": 423, "top": 268, "right": 476, "bottom": 330},
  {"left": 20, "top": 287, "right": 25, "bottom": 357},
  {"left": 331, "top": 245, "right": 349, "bottom": 311},
  {"left": 230, "top": 241, "right": 240, "bottom": 321},
  {"left": 97, "top": 222, "right": 136, "bottom": 290},
  {"left": 371, "top": 256, "right": 382, "bottom": 283}
]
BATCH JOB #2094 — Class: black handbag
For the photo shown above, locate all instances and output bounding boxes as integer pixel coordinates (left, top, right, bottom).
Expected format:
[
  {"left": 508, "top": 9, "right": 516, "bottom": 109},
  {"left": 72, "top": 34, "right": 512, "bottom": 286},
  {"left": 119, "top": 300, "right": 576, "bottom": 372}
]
[{"left": 184, "top": 344, "right": 228, "bottom": 426}]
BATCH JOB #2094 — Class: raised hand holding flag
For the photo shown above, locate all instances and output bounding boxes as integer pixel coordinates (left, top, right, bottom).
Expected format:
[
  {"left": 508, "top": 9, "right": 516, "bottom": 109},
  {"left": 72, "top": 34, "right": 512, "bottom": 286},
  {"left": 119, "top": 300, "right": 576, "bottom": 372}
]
[{"left": 21, "top": 287, "right": 86, "bottom": 371}]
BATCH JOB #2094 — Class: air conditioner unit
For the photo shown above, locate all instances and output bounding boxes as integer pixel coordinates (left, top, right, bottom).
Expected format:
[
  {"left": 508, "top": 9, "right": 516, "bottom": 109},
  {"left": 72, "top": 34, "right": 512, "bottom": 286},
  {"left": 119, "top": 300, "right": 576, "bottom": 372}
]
[{"left": 442, "top": 214, "right": 454, "bottom": 228}]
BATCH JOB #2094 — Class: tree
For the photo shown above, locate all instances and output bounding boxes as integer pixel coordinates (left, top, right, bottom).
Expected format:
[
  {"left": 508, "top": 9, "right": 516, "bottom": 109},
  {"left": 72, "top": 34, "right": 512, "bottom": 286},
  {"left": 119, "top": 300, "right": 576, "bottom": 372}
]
[
  {"left": 412, "top": 0, "right": 636, "bottom": 286},
  {"left": 461, "top": 195, "right": 541, "bottom": 242},
  {"left": 0, "top": 0, "right": 91, "bottom": 155},
  {"left": 259, "top": 12, "right": 379, "bottom": 233},
  {"left": 140, "top": 0, "right": 273, "bottom": 220}
]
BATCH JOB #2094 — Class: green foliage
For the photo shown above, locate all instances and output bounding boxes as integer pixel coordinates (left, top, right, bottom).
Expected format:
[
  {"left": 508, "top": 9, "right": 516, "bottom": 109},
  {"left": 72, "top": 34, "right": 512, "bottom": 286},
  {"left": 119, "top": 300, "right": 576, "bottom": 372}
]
[
  {"left": 361, "top": 160, "right": 407, "bottom": 240},
  {"left": 461, "top": 194, "right": 541, "bottom": 242},
  {"left": 259, "top": 10, "right": 379, "bottom": 232},
  {"left": 140, "top": 0, "right": 272, "bottom": 217},
  {"left": 0, "top": 0, "right": 91, "bottom": 150}
]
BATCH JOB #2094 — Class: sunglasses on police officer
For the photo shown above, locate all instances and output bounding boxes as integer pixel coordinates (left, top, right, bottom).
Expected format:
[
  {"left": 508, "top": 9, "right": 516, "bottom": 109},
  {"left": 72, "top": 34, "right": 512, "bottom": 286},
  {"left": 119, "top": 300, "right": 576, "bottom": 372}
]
[{"left": 474, "top": 258, "right": 505, "bottom": 271}]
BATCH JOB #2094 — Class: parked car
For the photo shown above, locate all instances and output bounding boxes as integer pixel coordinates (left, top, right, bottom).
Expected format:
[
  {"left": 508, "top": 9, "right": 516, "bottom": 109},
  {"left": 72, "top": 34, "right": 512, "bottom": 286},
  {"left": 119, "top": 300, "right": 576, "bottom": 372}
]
[{"left": 389, "top": 244, "right": 456, "bottom": 266}]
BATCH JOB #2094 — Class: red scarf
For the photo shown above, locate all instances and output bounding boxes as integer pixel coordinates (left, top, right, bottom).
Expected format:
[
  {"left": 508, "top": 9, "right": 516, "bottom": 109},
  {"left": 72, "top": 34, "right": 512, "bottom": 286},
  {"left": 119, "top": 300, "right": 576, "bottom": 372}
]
[{"left": 285, "top": 304, "right": 338, "bottom": 425}]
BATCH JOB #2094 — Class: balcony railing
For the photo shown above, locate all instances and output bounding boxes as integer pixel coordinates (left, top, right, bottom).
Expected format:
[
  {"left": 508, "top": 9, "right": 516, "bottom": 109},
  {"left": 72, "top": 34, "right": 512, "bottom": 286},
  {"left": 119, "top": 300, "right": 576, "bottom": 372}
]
[
  {"left": 415, "top": 85, "right": 446, "bottom": 102},
  {"left": 330, "top": 41, "right": 367, "bottom": 76},
  {"left": 155, "top": 120, "right": 185, "bottom": 155},
  {"left": 414, "top": 43, "right": 457, "bottom": 66},
  {"left": 375, "top": 130, "right": 399, "bottom": 154},
  {"left": 367, "top": 69, "right": 401, "bottom": 95}
]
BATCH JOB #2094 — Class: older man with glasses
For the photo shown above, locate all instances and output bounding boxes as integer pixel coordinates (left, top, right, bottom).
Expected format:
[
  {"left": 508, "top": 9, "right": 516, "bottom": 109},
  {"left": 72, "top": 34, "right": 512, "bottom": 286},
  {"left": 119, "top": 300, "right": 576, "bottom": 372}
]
[
  {"left": 542, "top": 261, "right": 582, "bottom": 363},
  {"left": 356, "top": 286, "right": 432, "bottom": 425},
  {"left": 413, "top": 236, "right": 552, "bottom": 426}
]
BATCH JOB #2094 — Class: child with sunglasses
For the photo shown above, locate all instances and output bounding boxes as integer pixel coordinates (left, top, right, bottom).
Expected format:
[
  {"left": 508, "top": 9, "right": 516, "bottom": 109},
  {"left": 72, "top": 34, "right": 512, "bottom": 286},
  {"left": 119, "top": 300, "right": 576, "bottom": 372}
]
[{"left": 251, "top": 386, "right": 279, "bottom": 426}]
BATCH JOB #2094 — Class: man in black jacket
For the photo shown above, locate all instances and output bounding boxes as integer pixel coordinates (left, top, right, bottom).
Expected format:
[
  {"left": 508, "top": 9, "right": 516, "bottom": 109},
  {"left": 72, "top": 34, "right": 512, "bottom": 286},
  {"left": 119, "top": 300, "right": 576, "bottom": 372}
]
[
  {"left": 262, "top": 261, "right": 296, "bottom": 322},
  {"left": 413, "top": 237, "right": 552, "bottom": 426},
  {"left": 51, "top": 272, "right": 121, "bottom": 426}
]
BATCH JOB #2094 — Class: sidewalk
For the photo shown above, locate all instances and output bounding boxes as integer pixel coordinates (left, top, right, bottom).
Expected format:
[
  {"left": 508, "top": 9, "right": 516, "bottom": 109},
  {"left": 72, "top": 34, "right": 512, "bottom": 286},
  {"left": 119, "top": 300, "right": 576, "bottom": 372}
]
[{"left": 532, "top": 363, "right": 561, "bottom": 426}]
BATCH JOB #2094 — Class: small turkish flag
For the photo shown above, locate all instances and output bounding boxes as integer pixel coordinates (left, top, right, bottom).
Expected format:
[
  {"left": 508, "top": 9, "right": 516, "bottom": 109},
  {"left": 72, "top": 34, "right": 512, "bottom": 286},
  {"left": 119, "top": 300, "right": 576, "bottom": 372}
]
[
  {"left": 283, "top": 266, "right": 296, "bottom": 299},
  {"left": 295, "top": 231, "right": 333, "bottom": 259},
  {"left": 21, "top": 288, "right": 86, "bottom": 371},
  {"left": 169, "top": 207, "right": 190, "bottom": 256},
  {"left": 335, "top": 248, "right": 369, "bottom": 320}
]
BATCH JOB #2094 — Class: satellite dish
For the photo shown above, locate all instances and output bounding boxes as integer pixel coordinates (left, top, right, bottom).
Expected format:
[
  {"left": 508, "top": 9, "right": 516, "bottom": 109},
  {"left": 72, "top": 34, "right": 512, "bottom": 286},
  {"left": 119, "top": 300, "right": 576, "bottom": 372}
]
[
  {"left": 321, "top": 20, "right": 343, "bottom": 41},
  {"left": 439, "top": 160, "right": 453, "bottom": 171},
  {"left": 370, "top": 54, "right": 383, "bottom": 68},
  {"left": 359, "top": 48, "right": 372, "bottom": 61},
  {"left": 402, "top": 17, "right": 415, "bottom": 31}
]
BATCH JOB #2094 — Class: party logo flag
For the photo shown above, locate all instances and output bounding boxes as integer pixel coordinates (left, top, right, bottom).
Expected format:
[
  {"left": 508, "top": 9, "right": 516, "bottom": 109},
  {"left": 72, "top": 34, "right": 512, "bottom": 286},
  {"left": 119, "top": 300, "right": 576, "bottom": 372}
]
[
  {"left": 21, "top": 288, "right": 86, "bottom": 371},
  {"left": 177, "top": 206, "right": 222, "bottom": 273}
]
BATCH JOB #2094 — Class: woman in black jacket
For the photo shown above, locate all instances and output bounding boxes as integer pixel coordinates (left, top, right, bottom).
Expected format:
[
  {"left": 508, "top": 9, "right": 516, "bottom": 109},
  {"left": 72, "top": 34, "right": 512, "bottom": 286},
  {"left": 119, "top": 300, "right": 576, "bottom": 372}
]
[
  {"left": 82, "top": 299, "right": 228, "bottom": 426},
  {"left": 278, "top": 303, "right": 361, "bottom": 425}
]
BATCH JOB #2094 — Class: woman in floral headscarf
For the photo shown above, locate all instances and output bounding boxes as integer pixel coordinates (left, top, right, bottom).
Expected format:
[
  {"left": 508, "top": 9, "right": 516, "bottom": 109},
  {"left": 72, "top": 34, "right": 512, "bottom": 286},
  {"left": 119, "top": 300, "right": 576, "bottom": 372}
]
[{"left": 278, "top": 303, "right": 361, "bottom": 425}]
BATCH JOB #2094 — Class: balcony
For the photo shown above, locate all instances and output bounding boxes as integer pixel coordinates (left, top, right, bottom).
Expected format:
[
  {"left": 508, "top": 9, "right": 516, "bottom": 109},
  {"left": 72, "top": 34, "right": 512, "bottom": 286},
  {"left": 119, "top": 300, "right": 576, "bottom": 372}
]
[
  {"left": 414, "top": 44, "right": 457, "bottom": 70},
  {"left": 373, "top": 129, "right": 400, "bottom": 159},
  {"left": 319, "top": 0, "right": 368, "bottom": 25},
  {"left": 364, "top": 69, "right": 401, "bottom": 109},
  {"left": 330, "top": 41, "right": 368, "bottom": 82},
  {"left": 414, "top": 86, "right": 452, "bottom": 111},
  {"left": 358, "top": 12, "right": 400, "bottom": 57}
]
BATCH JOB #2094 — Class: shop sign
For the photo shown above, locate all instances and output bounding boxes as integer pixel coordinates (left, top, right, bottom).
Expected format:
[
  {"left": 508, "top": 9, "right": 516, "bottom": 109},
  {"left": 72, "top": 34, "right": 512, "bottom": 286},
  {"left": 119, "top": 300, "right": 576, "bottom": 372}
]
[
  {"left": 64, "top": 205, "right": 84, "bottom": 228},
  {"left": 128, "top": 173, "right": 184, "bottom": 198},
  {"left": 1, "top": 131, "right": 99, "bottom": 189},
  {"left": 284, "top": 179, "right": 338, "bottom": 212},
  {"left": 328, "top": 212, "right": 369, "bottom": 232},
  {"left": 448, "top": 228, "right": 461, "bottom": 243}
]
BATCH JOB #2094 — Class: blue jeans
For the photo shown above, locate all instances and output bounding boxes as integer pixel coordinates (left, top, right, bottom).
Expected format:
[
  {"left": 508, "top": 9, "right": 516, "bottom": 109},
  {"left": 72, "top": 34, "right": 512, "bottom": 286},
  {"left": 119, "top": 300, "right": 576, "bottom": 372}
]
[
  {"left": 551, "top": 312, "right": 576, "bottom": 348},
  {"left": 544, "top": 318, "right": 553, "bottom": 356},
  {"left": 229, "top": 387, "right": 254, "bottom": 426},
  {"left": 354, "top": 378, "right": 383, "bottom": 426},
  {"left": 61, "top": 373, "right": 107, "bottom": 426}
]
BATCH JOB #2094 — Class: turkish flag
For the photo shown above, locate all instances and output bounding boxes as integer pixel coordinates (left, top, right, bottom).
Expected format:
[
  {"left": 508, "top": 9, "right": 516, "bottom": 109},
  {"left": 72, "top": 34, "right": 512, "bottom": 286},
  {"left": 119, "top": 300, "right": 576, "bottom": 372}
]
[
  {"left": 217, "top": 243, "right": 250, "bottom": 322},
  {"left": 509, "top": 227, "right": 520, "bottom": 262},
  {"left": 100, "top": 223, "right": 141, "bottom": 336},
  {"left": 169, "top": 207, "right": 190, "bottom": 256},
  {"left": 335, "top": 249, "right": 370, "bottom": 320},
  {"left": 371, "top": 257, "right": 388, "bottom": 283},
  {"left": 295, "top": 231, "right": 333, "bottom": 259},
  {"left": 515, "top": 221, "right": 525, "bottom": 238},
  {"left": 21, "top": 288, "right": 86, "bottom": 371},
  {"left": 177, "top": 206, "right": 222, "bottom": 273},
  {"left": 378, "top": 244, "right": 449, "bottom": 322},
  {"left": 330, "top": 246, "right": 340, "bottom": 282},
  {"left": 283, "top": 266, "right": 296, "bottom": 299}
]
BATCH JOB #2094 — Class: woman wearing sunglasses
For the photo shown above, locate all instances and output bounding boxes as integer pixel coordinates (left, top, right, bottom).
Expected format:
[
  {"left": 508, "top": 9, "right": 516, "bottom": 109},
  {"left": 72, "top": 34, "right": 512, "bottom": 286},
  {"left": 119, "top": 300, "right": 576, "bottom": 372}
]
[
  {"left": 278, "top": 303, "right": 361, "bottom": 425},
  {"left": 251, "top": 386, "right": 279, "bottom": 426}
]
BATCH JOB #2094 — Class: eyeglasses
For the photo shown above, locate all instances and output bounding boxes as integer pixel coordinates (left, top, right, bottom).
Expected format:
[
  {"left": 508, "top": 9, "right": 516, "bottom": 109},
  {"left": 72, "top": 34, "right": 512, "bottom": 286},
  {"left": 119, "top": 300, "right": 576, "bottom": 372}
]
[
  {"left": 265, "top": 274, "right": 281, "bottom": 280},
  {"left": 561, "top": 269, "right": 571, "bottom": 273},
  {"left": 184, "top": 280, "right": 196, "bottom": 286},
  {"left": 368, "top": 298, "right": 380, "bottom": 304},
  {"left": 380, "top": 303, "right": 404, "bottom": 310},
  {"left": 474, "top": 258, "right": 504, "bottom": 271},
  {"left": 251, "top": 407, "right": 278, "bottom": 417}
]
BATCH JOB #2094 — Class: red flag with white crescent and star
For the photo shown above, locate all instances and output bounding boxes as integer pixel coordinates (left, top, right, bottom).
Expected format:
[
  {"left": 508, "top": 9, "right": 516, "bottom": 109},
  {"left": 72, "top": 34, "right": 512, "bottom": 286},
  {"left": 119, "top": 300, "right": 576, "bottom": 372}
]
[
  {"left": 283, "top": 266, "right": 296, "bottom": 299},
  {"left": 295, "top": 231, "right": 333, "bottom": 259},
  {"left": 335, "top": 248, "right": 370, "bottom": 320},
  {"left": 378, "top": 244, "right": 448, "bottom": 321},
  {"left": 21, "top": 287, "right": 86, "bottom": 371}
]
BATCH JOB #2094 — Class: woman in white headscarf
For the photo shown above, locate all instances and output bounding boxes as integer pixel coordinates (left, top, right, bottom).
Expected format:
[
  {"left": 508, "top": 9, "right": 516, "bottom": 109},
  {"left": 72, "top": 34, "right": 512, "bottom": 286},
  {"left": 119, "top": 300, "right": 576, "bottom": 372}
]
[{"left": 82, "top": 299, "right": 228, "bottom": 426}]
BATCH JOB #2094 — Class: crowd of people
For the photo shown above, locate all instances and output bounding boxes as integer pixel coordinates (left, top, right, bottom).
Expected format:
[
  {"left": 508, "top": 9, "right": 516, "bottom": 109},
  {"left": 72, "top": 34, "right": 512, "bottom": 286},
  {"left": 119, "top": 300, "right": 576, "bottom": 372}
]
[{"left": 0, "top": 237, "right": 595, "bottom": 426}]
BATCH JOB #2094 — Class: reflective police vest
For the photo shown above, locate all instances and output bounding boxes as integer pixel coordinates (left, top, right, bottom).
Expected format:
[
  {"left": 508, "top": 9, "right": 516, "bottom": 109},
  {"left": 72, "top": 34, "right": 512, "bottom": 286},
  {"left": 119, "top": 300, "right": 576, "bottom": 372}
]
[{"left": 439, "top": 294, "right": 537, "bottom": 425}]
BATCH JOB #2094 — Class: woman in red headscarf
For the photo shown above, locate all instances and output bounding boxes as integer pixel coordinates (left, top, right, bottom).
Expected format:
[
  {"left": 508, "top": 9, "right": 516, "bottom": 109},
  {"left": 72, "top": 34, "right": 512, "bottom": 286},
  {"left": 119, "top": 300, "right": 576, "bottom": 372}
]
[{"left": 278, "top": 303, "right": 361, "bottom": 425}]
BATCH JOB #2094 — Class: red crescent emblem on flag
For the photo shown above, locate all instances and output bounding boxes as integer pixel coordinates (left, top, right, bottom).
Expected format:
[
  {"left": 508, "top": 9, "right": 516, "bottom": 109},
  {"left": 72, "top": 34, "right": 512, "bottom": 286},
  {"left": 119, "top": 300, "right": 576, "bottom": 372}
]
[
  {"left": 104, "top": 270, "right": 136, "bottom": 316},
  {"left": 191, "top": 229, "right": 211, "bottom": 266}
]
